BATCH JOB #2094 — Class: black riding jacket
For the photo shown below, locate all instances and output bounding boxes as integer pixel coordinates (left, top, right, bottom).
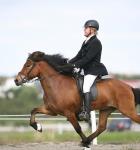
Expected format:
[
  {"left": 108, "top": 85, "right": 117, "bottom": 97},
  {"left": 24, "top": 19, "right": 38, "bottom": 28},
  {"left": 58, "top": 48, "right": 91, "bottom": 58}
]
[{"left": 69, "top": 35, "right": 108, "bottom": 75}]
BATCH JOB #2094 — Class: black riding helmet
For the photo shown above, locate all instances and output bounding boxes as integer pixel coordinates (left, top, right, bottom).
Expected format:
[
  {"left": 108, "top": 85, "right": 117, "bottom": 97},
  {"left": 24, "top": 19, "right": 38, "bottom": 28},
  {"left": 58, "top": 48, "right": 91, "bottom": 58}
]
[{"left": 84, "top": 20, "right": 99, "bottom": 30}]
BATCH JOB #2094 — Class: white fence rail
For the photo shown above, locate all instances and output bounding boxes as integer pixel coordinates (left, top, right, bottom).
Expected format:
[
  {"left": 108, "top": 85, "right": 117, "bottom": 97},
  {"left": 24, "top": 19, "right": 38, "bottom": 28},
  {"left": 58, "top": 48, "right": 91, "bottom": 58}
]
[{"left": 0, "top": 112, "right": 133, "bottom": 120}]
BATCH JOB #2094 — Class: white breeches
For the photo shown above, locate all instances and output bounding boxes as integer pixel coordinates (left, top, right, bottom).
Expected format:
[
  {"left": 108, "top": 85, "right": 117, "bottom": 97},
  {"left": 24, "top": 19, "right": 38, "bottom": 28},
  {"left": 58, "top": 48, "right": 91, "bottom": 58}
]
[{"left": 83, "top": 75, "right": 96, "bottom": 93}]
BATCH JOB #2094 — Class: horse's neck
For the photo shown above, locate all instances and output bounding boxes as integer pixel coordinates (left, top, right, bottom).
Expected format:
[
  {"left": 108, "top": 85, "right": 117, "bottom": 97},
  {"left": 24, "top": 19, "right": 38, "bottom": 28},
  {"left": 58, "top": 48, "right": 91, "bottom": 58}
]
[{"left": 38, "top": 62, "right": 60, "bottom": 94}]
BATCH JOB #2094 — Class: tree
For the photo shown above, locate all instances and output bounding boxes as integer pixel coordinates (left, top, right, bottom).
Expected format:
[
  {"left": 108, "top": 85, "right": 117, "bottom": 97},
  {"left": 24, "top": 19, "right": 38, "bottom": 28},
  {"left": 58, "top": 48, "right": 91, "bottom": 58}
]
[{"left": 0, "top": 86, "right": 42, "bottom": 114}]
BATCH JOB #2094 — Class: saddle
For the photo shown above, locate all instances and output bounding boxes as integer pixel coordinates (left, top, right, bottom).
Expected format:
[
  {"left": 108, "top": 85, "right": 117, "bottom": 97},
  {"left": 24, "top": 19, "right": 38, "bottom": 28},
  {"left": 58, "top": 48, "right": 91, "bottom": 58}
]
[{"left": 75, "top": 73, "right": 112, "bottom": 101}]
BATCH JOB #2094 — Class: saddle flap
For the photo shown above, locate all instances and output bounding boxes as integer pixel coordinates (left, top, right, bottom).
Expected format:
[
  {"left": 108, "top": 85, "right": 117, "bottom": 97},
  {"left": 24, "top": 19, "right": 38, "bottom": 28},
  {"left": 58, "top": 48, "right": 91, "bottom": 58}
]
[
  {"left": 90, "top": 82, "right": 98, "bottom": 100},
  {"left": 76, "top": 74, "right": 113, "bottom": 101},
  {"left": 76, "top": 75, "right": 84, "bottom": 95}
]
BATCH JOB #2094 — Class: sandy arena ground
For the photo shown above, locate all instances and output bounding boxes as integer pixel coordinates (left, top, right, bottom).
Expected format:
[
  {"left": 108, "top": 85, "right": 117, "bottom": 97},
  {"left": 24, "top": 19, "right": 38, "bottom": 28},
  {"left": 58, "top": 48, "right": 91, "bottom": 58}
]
[{"left": 0, "top": 142, "right": 140, "bottom": 150}]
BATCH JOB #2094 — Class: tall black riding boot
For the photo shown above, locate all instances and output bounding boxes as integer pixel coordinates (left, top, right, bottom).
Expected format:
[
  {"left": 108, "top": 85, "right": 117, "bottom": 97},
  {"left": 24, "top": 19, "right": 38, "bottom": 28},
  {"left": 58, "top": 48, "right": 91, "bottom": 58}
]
[{"left": 78, "top": 92, "right": 91, "bottom": 121}]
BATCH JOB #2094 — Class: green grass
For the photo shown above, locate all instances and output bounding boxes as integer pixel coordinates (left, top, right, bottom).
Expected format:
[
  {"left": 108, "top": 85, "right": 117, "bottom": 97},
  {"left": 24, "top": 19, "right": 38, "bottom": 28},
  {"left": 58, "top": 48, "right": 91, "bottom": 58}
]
[
  {"left": 98, "top": 131, "right": 140, "bottom": 144},
  {"left": 0, "top": 131, "right": 80, "bottom": 144},
  {"left": 0, "top": 131, "right": 140, "bottom": 144},
  {"left": 0, "top": 132, "right": 34, "bottom": 144}
]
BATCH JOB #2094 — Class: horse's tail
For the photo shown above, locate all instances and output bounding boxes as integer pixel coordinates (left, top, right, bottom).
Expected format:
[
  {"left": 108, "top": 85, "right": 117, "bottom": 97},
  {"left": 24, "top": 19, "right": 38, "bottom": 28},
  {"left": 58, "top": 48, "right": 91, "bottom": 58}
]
[{"left": 132, "top": 88, "right": 140, "bottom": 105}]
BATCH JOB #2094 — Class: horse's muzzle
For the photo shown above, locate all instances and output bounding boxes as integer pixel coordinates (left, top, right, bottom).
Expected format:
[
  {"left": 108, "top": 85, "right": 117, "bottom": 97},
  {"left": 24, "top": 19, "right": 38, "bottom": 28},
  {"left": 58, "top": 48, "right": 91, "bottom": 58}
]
[
  {"left": 14, "top": 74, "right": 27, "bottom": 86},
  {"left": 14, "top": 79, "right": 22, "bottom": 86}
]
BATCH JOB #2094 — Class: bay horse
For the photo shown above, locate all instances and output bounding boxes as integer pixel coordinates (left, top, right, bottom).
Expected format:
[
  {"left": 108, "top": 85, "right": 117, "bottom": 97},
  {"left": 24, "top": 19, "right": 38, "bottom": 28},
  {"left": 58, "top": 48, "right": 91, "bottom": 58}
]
[{"left": 14, "top": 51, "right": 140, "bottom": 148}]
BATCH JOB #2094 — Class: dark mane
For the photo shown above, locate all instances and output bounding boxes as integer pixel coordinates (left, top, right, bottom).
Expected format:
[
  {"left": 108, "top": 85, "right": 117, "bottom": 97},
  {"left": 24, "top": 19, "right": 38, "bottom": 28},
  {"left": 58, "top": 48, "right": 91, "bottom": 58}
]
[
  {"left": 28, "top": 51, "right": 73, "bottom": 76},
  {"left": 43, "top": 54, "right": 68, "bottom": 69}
]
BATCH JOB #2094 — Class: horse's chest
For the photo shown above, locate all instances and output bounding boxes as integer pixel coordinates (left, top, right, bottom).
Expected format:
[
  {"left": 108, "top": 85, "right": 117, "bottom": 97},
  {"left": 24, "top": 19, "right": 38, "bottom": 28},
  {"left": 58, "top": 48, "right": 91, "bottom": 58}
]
[{"left": 45, "top": 98, "right": 62, "bottom": 114}]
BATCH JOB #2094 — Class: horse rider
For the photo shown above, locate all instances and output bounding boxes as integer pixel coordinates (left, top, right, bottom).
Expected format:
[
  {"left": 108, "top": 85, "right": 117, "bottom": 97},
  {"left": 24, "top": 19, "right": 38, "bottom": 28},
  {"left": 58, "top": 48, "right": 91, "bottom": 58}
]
[{"left": 58, "top": 20, "right": 108, "bottom": 120}]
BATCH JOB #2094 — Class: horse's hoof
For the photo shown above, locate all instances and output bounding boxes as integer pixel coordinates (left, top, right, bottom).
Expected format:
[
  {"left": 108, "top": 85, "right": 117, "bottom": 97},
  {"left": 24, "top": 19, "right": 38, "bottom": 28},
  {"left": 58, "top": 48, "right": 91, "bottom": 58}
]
[
  {"left": 36, "top": 123, "right": 42, "bottom": 132},
  {"left": 83, "top": 147, "right": 91, "bottom": 150},
  {"left": 82, "top": 144, "right": 90, "bottom": 148},
  {"left": 30, "top": 122, "right": 42, "bottom": 132},
  {"left": 81, "top": 139, "right": 91, "bottom": 148}
]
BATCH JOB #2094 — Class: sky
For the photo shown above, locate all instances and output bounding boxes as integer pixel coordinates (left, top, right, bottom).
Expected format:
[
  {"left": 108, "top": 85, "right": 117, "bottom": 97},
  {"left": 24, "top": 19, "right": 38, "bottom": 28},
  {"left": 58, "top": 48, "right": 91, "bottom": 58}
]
[{"left": 0, "top": 0, "right": 140, "bottom": 76}]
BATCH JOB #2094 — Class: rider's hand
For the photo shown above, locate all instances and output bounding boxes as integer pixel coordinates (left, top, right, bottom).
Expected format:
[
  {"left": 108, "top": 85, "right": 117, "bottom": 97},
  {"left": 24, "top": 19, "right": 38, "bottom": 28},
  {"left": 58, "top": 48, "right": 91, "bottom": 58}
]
[{"left": 73, "top": 67, "right": 80, "bottom": 73}]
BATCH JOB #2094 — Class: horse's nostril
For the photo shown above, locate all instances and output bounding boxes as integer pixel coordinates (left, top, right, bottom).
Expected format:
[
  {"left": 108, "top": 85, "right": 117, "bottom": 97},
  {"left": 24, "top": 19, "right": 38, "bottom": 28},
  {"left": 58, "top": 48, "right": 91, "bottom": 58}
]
[
  {"left": 14, "top": 79, "right": 17, "bottom": 83},
  {"left": 14, "top": 79, "right": 19, "bottom": 86}
]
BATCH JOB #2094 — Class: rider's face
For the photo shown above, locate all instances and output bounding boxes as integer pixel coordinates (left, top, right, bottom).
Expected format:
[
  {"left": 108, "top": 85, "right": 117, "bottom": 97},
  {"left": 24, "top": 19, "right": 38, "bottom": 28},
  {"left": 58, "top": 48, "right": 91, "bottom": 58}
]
[{"left": 84, "top": 27, "right": 91, "bottom": 37}]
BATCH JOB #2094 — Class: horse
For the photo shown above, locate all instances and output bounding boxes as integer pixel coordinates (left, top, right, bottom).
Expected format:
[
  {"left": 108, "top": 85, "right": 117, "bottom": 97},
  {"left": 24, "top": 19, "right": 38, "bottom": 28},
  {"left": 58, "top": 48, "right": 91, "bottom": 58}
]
[{"left": 14, "top": 51, "right": 140, "bottom": 148}]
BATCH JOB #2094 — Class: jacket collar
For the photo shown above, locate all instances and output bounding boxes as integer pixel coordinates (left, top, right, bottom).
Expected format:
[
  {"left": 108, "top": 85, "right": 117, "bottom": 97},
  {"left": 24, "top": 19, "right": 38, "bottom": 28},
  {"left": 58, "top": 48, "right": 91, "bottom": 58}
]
[{"left": 83, "top": 35, "right": 96, "bottom": 45}]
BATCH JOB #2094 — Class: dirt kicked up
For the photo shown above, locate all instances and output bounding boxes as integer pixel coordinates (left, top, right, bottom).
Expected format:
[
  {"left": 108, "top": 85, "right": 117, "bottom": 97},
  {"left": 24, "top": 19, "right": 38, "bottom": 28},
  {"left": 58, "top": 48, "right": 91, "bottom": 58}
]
[{"left": 0, "top": 142, "right": 140, "bottom": 150}]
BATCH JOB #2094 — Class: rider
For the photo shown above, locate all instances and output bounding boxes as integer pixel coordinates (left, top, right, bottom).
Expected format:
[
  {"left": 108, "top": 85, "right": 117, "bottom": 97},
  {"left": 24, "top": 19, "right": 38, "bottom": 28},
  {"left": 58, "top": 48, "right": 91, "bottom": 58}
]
[{"left": 59, "top": 20, "right": 108, "bottom": 120}]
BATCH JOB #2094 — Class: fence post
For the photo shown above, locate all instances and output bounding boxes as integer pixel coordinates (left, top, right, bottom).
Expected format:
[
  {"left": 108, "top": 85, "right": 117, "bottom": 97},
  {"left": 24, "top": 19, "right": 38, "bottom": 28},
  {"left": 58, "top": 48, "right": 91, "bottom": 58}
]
[{"left": 90, "top": 111, "right": 97, "bottom": 145}]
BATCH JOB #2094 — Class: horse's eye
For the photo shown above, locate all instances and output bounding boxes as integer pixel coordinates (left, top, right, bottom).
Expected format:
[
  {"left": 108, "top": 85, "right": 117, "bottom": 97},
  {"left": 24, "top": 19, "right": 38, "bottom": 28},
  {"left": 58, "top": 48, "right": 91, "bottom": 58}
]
[{"left": 26, "top": 64, "right": 31, "bottom": 67}]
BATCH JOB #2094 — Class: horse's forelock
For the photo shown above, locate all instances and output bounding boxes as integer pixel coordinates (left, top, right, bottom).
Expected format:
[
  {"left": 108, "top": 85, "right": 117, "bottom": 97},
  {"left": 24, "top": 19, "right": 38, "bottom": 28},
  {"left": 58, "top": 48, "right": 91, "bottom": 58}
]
[{"left": 28, "top": 51, "right": 45, "bottom": 61}]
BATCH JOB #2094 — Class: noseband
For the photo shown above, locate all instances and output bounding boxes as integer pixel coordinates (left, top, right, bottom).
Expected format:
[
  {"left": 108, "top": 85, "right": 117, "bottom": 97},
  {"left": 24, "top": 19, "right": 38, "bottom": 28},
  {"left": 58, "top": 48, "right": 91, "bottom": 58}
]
[{"left": 18, "top": 59, "right": 36, "bottom": 84}]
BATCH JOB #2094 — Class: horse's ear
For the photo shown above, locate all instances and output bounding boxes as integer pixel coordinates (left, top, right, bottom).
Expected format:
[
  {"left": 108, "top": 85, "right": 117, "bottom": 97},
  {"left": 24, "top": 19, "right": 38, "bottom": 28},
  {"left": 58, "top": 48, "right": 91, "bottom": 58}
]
[
  {"left": 28, "top": 53, "right": 31, "bottom": 56},
  {"left": 34, "top": 51, "right": 45, "bottom": 58},
  {"left": 31, "top": 51, "right": 45, "bottom": 61}
]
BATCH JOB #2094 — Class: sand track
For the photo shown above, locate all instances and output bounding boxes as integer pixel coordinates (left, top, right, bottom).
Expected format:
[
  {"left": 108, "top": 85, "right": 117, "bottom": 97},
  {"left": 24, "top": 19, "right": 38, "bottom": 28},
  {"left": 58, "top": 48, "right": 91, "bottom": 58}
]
[{"left": 0, "top": 142, "right": 140, "bottom": 150}]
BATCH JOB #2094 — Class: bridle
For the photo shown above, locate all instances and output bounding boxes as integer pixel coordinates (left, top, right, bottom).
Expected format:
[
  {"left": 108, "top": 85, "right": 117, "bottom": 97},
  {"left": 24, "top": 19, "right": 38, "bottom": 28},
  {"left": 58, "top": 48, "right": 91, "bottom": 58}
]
[{"left": 18, "top": 59, "right": 42, "bottom": 84}]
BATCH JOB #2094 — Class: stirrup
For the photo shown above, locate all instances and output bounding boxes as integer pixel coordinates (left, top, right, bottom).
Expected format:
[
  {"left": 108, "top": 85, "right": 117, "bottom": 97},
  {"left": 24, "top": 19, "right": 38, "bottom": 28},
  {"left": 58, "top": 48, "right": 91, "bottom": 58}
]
[{"left": 78, "top": 111, "right": 90, "bottom": 121}]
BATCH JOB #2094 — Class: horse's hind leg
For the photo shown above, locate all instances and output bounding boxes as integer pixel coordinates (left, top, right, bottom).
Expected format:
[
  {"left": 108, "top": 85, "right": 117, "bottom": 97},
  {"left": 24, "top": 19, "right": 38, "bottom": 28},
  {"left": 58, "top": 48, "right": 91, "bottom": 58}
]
[
  {"left": 116, "top": 93, "right": 140, "bottom": 124},
  {"left": 86, "top": 107, "right": 116, "bottom": 144},
  {"left": 119, "top": 103, "right": 140, "bottom": 124},
  {"left": 126, "top": 113, "right": 140, "bottom": 124},
  {"left": 30, "top": 105, "right": 54, "bottom": 132}
]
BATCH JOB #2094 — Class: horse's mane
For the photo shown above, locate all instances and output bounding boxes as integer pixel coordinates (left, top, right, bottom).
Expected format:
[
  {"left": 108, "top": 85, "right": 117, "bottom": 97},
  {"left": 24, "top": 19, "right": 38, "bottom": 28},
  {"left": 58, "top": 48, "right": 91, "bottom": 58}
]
[{"left": 28, "top": 51, "right": 73, "bottom": 76}]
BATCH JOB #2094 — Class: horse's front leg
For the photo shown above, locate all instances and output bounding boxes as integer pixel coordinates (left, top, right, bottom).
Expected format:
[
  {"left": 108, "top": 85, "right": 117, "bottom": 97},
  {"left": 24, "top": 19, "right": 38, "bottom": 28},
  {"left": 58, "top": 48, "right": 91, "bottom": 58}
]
[
  {"left": 30, "top": 105, "right": 53, "bottom": 132},
  {"left": 65, "top": 112, "right": 89, "bottom": 148}
]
